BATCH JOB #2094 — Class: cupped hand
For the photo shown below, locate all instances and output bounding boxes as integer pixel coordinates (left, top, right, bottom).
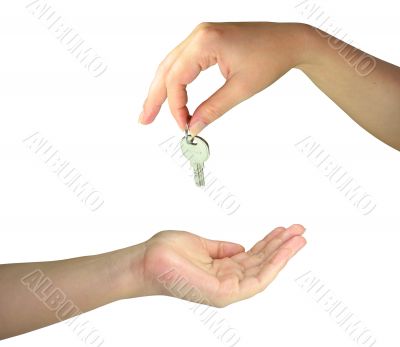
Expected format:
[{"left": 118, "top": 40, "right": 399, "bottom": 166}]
[
  {"left": 139, "top": 22, "right": 309, "bottom": 135},
  {"left": 141, "top": 225, "right": 306, "bottom": 307}
]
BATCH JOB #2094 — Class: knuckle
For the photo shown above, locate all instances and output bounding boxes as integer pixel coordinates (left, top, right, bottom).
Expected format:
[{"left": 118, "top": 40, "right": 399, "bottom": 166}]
[
  {"left": 150, "top": 230, "right": 167, "bottom": 240},
  {"left": 156, "top": 61, "right": 167, "bottom": 76},
  {"left": 195, "top": 22, "right": 213, "bottom": 32},
  {"left": 194, "top": 22, "right": 224, "bottom": 43}
]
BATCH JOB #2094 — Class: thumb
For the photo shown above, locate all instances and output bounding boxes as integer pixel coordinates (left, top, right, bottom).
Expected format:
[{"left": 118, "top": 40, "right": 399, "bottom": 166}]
[
  {"left": 189, "top": 74, "right": 251, "bottom": 135},
  {"left": 203, "top": 238, "right": 245, "bottom": 259}
]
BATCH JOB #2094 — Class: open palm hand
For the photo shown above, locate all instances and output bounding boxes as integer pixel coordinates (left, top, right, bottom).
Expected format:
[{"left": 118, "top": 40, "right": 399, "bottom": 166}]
[{"left": 142, "top": 225, "right": 306, "bottom": 307}]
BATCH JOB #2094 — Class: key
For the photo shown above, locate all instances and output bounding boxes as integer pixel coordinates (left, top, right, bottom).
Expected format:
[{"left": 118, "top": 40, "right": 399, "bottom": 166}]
[{"left": 180, "top": 134, "right": 210, "bottom": 187}]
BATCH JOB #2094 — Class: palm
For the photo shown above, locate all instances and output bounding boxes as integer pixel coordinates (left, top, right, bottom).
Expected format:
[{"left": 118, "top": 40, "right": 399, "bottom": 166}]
[{"left": 143, "top": 225, "right": 306, "bottom": 307}]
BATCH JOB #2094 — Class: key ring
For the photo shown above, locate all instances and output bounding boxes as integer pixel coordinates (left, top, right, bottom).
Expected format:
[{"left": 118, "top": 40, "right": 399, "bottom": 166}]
[{"left": 185, "top": 124, "right": 195, "bottom": 144}]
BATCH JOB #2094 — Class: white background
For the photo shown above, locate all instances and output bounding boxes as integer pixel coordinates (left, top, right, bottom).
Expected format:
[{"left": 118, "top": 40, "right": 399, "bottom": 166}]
[{"left": 1, "top": 0, "right": 399, "bottom": 346}]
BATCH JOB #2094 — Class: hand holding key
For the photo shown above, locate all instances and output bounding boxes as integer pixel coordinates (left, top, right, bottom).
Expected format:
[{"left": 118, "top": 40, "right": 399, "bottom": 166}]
[
  {"left": 139, "top": 22, "right": 309, "bottom": 135},
  {"left": 139, "top": 22, "right": 400, "bottom": 150}
]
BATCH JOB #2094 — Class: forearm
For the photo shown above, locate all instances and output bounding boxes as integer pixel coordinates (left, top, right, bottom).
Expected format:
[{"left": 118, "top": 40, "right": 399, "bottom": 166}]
[
  {"left": 295, "top": 24, "right": 400, "bottom": 150},
  {"left": 0, "top": 244, "right": 145, "bottom": 339}
]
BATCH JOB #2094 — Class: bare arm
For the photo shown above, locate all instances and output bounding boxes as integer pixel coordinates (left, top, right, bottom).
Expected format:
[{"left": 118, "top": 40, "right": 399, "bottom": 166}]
[
  {"left": 299, "top": 26, "right": 400, "bottom": 149},
  {"left": 0, "top": 245, "right": 145, "bottom": 339}
]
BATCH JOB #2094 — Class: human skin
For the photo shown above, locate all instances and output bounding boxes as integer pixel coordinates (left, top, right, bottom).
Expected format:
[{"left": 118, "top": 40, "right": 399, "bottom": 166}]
[
  {"left": 139, "top": 22, "right": 400, "bottom": 150},
  {"left": 0, "top": 225, "right": 306, "bottom": 339}
]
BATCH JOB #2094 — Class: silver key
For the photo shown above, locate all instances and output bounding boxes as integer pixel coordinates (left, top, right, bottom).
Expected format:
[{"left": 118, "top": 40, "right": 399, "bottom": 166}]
[{"left": 180, "top": 134, "right": 210, "bottom": 187}]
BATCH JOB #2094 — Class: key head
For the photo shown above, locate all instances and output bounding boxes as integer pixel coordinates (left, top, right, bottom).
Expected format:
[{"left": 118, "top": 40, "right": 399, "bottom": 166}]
[{"left": 180, "top": 135, "right": 210, "bottom": 163}]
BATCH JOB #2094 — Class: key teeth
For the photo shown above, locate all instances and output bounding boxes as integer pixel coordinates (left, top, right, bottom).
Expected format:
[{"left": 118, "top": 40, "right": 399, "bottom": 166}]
[
  {"left": 193, "top": 167, "right": 205, "bottom": 187},
  {"left": 194, "top": 176, "right": 204, "bottom": 187}
]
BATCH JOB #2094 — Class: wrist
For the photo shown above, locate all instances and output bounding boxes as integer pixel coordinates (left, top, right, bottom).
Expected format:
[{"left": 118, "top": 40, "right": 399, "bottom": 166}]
[
  {"left": 291, "top": 23, "right": 328, "bottom": 73},
  {"left": 103, "top": 243, "right": 147, "bottom": 301},
  {"left": 286, "top": 23, "right": 319, "bottom": 70}
]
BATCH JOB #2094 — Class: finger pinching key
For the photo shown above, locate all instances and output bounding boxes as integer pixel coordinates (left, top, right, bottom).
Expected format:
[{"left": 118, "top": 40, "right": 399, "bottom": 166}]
[{"left": 180, "top": 133, "right": 210, "bottom": 187}]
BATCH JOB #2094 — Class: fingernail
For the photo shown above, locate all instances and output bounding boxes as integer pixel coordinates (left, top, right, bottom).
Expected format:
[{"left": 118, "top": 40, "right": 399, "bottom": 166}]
[
  {"left": 189, "top": 119, "right": 207, "bottom": 136},
  {"left": 138, "top": 111, "right": 144, "bottom": 124}
]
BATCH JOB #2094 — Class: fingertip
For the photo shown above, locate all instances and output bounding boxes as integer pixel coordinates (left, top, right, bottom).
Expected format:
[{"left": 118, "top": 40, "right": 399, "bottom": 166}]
[
  {"left": 287, "top": 224, "right": 306, "bottom": 234},
  {"left": 140, "top": 104, "right": 161, "bottom": 125},
  {"left": 138, "top": 111, "right": 145, "bottom": 124},
  {"left": 226, "top": 242, "right": 245, "bottom": 256},
  {"left": 138, "top": 113, "right": 153, "bottom": 125},
  {"left": 263, "top": 226, "right": 285, "bottom": 239},
  {"left": 287, "top": 234, "right": 306, "bottom": 247},
  {"left": 286, "top": 236, "right": 307, "bottom": 259},
  {"left": 218, "top": 242, "right": 245, "bottom": 258},
  {"left": 237, "top": 244, "right": 246, "bottom": 253},
  {"left": 293, "top": 235, "right": 307, "bottom": 249}
]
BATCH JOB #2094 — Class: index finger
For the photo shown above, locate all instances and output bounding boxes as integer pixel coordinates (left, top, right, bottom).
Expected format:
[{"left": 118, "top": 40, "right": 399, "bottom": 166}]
[
  {"left": 140, "top": 39, "right": 189, "bottom": 125},
  {"left": 165, "top": 55, "right": 204, "bottom": 129}
]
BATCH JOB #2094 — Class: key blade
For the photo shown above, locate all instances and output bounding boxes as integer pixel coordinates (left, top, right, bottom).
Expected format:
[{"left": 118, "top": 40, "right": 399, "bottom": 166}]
[{"left": 192, "top": 162, "right": 205, "bottom": 187}]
